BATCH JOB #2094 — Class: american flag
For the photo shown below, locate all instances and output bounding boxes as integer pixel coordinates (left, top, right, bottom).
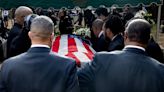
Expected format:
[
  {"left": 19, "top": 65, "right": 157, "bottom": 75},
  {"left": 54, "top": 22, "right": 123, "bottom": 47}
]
[{"left": 51, "top": 34, "right": 95, "bottom": 67}]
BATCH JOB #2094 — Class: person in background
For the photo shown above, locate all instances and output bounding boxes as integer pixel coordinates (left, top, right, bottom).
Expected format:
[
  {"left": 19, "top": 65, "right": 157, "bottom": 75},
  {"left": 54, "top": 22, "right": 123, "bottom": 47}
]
[
  {"left": 92, "top": 19, "right": 108, "bottom": 52},
  {"left": 9, "top": 14, "right": 38, "bottom": 57},
  {"left": 146, "top": 36, "right": 164, "bottom": 63},
  {"left": 74, "top": 8, "right": 83, "bottom": 26},
  {"left": 84, "top": 8, "right": 95, "bottom": 28},
  {"left": 7, "top": 6, "right": 33, "bottom": 58},
  {"left": 0, "top": 9, "right": 5, "bottom": 38},
  {"left": 92, "top": 7, "right": 109, "bottom": 49},
  {"left": 2, "top": 9, "right": 9, "bottom": 28},
  {"left": 47, "top": 8, "right": 58, "bottom": 26},
  {"left": 103, "top": 15, "right": 124, "bottom": 52},
  {"left": 10, "top": 8, "right": 16, "bottom": 26},
  {"left": 78, "top": 19, "right": 164, "bottom": 92},
  {"left": 95, "top": 7, "right": 109, "bottom": 21},
  {"left": 35, "top": 7, "right": 44, "bottom": 15},
  {"left": 0, "top": 15, "right": 5, "bottom": 34},
  {"left": 58, "top": 8, "right": 73, "bottom": 34},
  {"left": 122, "top": 5, "right": 134, "bottom": 25},
  {"left": 110, "top": 6, "right": 122, "bottom": 18},
  {"left": 83, "top": 8, "right": 96, "bottom": 47},
  {"left": 0, "top": 9, "right": 8, "bottom": 61},
  {"left": 0, "top": 16, "right": 79, "bottom": 92}
]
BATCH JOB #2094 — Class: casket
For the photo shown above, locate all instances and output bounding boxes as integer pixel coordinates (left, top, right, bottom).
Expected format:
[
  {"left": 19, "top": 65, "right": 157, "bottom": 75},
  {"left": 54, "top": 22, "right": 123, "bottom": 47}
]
[{"left": 52, "top": 34, "right": 95, "bottom": 67}]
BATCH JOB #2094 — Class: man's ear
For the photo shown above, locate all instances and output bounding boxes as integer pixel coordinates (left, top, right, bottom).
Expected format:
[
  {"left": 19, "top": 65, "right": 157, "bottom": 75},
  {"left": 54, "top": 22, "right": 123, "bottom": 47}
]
[
  {"left": 28, "top": 31, "right": 32, "bottom": 39},
  {"left": 50, "top": 33, "right": 54, "bottom": 42},
  {"left": 124, "top": 31, "right": 129, "bottom": 45},
  {"left": 28, "top": 31, "right": 31, "bottom": 38},
  {"left": 124, "top": 32, "right": 127, "bottom": 39}
]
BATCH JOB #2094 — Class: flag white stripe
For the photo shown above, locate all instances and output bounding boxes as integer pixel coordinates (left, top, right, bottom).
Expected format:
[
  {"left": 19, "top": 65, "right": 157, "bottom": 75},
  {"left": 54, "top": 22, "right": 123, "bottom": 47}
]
[
  {"left": 89, "top": 45, "right": 96, "bottom": 54},
  {"left": 73, "top": 52, "right": 91, "bottom": 63},
  {"left": 58, "top": 35, "right": 68, "bottom": 55},
  {"left": 74, "top": 38, "right": 88, "bottom": 53}
]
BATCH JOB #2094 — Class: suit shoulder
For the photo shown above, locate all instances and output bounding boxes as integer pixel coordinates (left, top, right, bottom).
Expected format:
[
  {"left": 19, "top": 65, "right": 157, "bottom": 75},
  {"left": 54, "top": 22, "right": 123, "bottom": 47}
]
[
  {"left": 49, "top": 52, "right": 75, "bottom": 64},
  {"left": 9, "top": 52, "right": 27, "bottom": 60},
  {"left": 147, "top": 56, "right": 164, "bottom": 66},
  {"left": 140, "top": 56, "right": 164, "bottom": 74},
  {"left": 96, "top": 50, "right": 123, "bottom": 56},
  {"left": 94, "top": 51, "right": 123, "bottom": 61},
  {"left": 2, "top": 53, "right": 27, "bottom": 69},
  {"left": 4, "top": 53, "right": 26, "bottom": 63}
]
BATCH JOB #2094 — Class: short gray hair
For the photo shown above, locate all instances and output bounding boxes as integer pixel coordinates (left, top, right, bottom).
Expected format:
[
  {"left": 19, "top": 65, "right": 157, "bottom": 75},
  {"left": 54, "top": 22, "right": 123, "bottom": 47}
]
[
  {"left": 92, "top": 19, "right": 104, "bottom": 30},
  {"left": 30, "top": 16, "right": 54, "bottom": 38}
]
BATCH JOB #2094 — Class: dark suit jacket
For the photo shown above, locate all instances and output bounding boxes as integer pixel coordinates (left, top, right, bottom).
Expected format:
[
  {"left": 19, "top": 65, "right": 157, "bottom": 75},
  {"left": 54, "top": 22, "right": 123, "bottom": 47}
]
[
  {"left": 93, "top": 34, "right": 108, "bottom": 52},
  {"left": 78, "top": 48, "right": 164, "bottom": 92},
  {"left": 108, "top": 34, "right": 124, "bottom": 52},
  {"left": 146, "top": 37, "right": 164, "bottom": 63},
  {"left": 9, "top": 28, "right": 31, "bottom": 57},
  {"left": 0, "top": 39, "right": 3, "bottom": 62},
  {"left": 0, "top": 47, "right": 79, "bottom": 92},
  {"left": 7, "top": 23, "right": 22, "bottom": 58}
]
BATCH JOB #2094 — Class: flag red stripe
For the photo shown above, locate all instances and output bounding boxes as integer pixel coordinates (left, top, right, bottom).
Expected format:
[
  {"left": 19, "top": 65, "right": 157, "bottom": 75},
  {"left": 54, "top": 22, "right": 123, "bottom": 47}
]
[
  {"left": 68, "top": 37, "right": 78, "bottom": 52},
  {"left": 82, "top": 42, "right": 94, "bottom": 60},
  {"left": 52, "top": 36, "right": 60, "bottom": 53},
  {"left": 67, "top": 37, "right": 81, "bottom": 66},
  {"left": 84, "top": 52, "right": 94, "bottom": 61},
  {"left": 66, "top": 53, "right": 81, "bottom": 67}
]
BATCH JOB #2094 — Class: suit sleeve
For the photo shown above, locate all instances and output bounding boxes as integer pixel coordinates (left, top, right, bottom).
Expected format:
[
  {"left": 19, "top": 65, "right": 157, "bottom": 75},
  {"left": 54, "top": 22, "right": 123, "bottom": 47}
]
[
  {"left": 0, "top": 63, "right": 7, "bottom": 92},
  {"left": 66, "top": 60, "right": 80, "bottom": 92},
  {"left": 77, "top": 54, "right": 100, "bottom": 92}
]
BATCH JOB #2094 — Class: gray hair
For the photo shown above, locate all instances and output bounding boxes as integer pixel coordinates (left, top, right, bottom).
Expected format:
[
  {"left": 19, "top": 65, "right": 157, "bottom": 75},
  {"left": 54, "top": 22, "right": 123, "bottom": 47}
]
[
  {"left": 30, "top": 16, "right": 54, "bottom": 38},
  {"left": 92, "top": 19, "right": 104, "bottom": 30},
  {"left": 15, "top": 6, "right": 33, "bottom": 16},
  {"left": 125, "top": 19, "right": 151, "bottom": 44}
]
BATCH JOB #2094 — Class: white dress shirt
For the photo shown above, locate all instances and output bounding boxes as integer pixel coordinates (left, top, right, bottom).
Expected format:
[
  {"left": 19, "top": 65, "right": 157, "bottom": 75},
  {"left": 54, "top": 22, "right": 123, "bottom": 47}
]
[
  {"left": 98, "top": 31, "right": 104, "bottom": 38},
  {"left": 111, "top": 34, "right": 118, "bottom": 41},
  {"left": 31, "top": 44, "right": 50, "bottom": 49},
  {"left": 124, "top": 45, "right": 145, "bottom": 51}
]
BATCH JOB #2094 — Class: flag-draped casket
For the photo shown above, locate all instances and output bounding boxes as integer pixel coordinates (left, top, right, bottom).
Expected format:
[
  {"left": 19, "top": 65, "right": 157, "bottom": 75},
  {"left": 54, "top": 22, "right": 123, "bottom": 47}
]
[{"left": 52, "top": 35, "right": 95, "bottom": 67}]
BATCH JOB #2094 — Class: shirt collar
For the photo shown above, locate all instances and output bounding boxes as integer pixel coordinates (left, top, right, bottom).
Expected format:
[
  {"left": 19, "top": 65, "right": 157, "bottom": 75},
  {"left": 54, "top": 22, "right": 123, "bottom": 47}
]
[
  {"left": 31, "top": 44, "right": 50, "bottom": 49},
  {"left": 111, "top": 34, "right": 118, "bottom": 41},
  {"left": 98, "top": 31, "right": 104, "bottom": 38},
  {"left": 124, "top": 45, "right": 145, "bottom": 51}
]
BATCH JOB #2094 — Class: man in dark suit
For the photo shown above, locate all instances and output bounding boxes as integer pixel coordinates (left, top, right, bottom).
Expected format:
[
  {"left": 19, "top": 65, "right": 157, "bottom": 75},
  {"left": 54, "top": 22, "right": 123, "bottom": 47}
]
[
  {"left": 7, "top": 6, "right": 33, "bottom": 58},
  {"left": 9, "top": 14, "right": 38, "bottom": 58},
  {"left": 95, "top": 7, "right": 109, "bottom": 21},
  {"left": 78, "top": 19, "right": 164, "bottom": 92},
  {"left": 103, "top": 15, "right": 124, "bottom": 52},
  {"left": 122, "top": 5, "right": 134, "bottom": 25},
  {"left": 0, "top": 16, "right": 79, "bottom": 92},
  {"left": 146, "top": 36, "right": 164, "bottom": 63},
  {"left": 92, "top": 19, "right": 108, "bottom": 52}
]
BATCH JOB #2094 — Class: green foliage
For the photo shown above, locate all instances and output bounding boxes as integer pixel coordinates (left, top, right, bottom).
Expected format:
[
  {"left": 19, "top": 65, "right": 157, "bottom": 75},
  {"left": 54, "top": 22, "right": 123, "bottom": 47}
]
[{"left": 0, "top": 0, "right": 161, "bottom": 9}]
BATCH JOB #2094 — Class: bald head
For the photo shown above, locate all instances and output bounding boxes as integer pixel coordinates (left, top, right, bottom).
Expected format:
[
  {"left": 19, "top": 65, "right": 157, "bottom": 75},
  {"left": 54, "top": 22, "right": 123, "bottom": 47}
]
[
  {"left": 92, "top": 19, "right": 104, "bottom": 37},
  {"left": 125, "top": 19, "right": 151, "bottom": 45},
  {"left": 15, "top": 6, "right": 33, "bottom": 26},
  {"left": 30, "top": 16, "right": 54, "bottom": 39}
]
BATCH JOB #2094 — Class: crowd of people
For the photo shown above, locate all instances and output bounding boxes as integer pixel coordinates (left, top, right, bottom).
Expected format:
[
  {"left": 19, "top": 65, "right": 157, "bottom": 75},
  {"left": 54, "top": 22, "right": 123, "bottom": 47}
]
[{"left": 0, "top": 5, "right": 164, "bottom": 92}]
